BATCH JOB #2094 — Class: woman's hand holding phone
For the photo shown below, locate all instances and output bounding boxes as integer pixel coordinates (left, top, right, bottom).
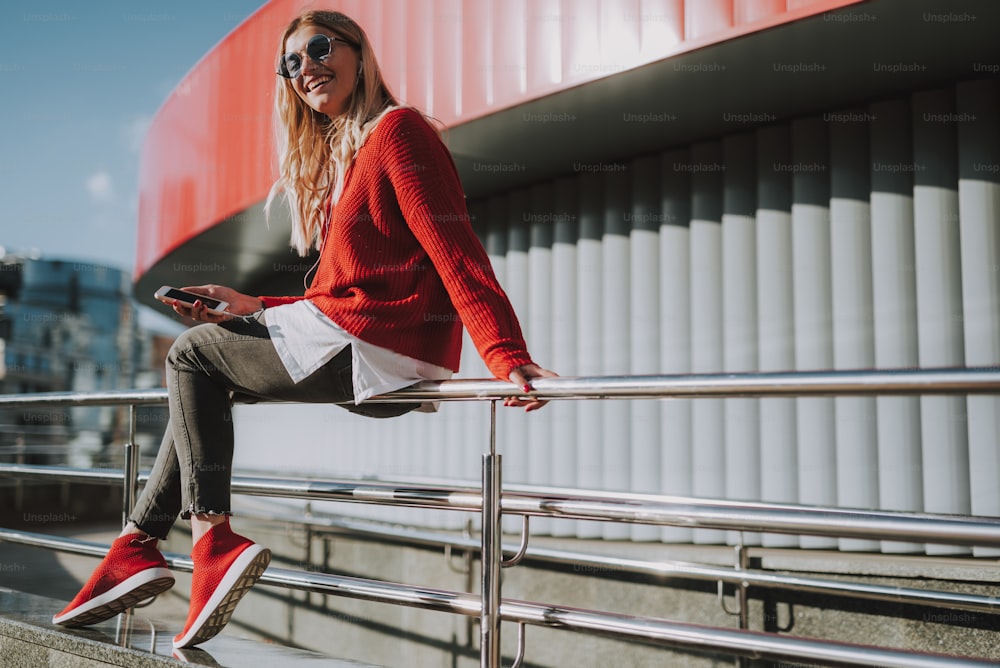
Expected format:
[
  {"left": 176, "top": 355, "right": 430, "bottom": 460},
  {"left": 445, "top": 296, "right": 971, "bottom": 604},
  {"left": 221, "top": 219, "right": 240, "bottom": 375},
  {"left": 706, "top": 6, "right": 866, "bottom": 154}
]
[{"left": 155, "top": 285, "right": 262, "bottom": 323}]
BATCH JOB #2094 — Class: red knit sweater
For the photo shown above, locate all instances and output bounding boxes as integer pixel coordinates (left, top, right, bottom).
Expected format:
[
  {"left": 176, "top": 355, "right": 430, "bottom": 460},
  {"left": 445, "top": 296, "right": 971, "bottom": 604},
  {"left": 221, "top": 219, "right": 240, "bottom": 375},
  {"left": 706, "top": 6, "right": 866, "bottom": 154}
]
[{"left": 260, "top": 108, "right": 533, "bottom": 379}]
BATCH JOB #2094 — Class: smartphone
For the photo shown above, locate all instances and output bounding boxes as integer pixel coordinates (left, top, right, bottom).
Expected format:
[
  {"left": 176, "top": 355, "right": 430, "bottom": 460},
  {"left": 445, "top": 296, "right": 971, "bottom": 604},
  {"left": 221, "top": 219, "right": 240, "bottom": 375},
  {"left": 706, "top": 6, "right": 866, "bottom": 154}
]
[{"left": 154, "top": 286, "right": 229, "bottom": 314}]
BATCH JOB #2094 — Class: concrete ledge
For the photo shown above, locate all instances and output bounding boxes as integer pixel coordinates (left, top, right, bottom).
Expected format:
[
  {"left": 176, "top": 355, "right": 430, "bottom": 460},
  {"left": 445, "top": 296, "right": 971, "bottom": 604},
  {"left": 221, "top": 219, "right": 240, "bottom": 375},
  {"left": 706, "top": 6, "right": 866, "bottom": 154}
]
[
  {"left": 0, "top": 588, "right": 380, "bottom": 668},
  {"left": 0, "top": 588, "right": 180, "bottom": 668}
]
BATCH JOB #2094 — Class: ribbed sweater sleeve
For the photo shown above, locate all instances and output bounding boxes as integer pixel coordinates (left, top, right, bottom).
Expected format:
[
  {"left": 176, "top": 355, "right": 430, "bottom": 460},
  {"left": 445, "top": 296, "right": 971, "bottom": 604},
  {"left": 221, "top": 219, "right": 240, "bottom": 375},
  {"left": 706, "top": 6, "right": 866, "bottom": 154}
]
[
  {"left": 380, "top": 110, "right": 534, "bottom": 378},
  {"left": 259, "top": 295, "right": 304, "bottom": 308}
]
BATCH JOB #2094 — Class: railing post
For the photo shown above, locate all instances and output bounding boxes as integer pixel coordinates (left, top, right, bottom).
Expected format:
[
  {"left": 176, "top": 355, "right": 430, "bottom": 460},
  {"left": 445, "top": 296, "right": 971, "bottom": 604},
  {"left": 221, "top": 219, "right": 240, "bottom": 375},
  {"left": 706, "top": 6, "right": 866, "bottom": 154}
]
[
  {"left": 14, "top": 437, "right": 25, "bottom": 516},
  {"left": 481, "top": 400, "right": 502, "bottom": 667},
  {"left": 735, "top": 542, "right": 749, "bottom": 668},
  {"left": 121, "top": 404, "right": 140, "bottom": 528}
]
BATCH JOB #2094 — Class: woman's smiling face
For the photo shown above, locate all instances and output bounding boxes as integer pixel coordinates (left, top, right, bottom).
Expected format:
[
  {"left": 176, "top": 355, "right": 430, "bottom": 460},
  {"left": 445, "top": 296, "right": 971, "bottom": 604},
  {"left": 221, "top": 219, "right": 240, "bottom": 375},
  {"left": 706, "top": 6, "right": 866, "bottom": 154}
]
[{"left": 284, "top": 25, "right": 361, "bottom": 118}]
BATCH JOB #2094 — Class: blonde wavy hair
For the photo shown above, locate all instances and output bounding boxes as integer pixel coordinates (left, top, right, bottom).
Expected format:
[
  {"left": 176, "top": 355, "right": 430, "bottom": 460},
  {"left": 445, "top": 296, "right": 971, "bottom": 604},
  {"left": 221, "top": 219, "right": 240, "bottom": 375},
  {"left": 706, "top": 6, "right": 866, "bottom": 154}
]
[{"left": 265, "top": 10, "right": 400, "bottom": 256}]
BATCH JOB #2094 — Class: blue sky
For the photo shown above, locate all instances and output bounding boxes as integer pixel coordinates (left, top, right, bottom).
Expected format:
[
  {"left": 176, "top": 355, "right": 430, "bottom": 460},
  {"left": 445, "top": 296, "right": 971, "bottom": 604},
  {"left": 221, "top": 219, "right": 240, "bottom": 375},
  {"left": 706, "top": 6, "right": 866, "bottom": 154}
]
[{"left": 0, "top": 0, "right": 266, "bottom": 278}]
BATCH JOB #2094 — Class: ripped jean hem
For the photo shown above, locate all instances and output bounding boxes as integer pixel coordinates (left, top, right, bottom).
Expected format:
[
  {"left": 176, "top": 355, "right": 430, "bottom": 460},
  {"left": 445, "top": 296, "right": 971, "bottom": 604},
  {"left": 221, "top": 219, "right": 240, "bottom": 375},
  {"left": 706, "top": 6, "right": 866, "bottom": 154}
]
[
  {"left": 179, "top": 506, "right": 233, "bottom": 520},
  {"left": 130, "top": 519, "right": 171, "bottom": 542}
]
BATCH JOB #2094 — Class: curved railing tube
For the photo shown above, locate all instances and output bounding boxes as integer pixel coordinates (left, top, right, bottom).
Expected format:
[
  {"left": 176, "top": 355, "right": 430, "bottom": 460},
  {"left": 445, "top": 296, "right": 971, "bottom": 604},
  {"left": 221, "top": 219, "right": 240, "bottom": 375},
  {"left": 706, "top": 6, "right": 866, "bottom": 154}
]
[{"left": 6, "top": 463, "right": 1000, "bottom": 547}]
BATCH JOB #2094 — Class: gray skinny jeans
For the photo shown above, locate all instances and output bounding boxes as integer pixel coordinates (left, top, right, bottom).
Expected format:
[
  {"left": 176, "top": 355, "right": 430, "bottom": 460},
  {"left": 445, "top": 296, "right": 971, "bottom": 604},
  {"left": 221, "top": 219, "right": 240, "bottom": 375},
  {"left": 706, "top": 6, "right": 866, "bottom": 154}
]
[{"left": 129, "top": 317, "right": 415, "bottom": 539}]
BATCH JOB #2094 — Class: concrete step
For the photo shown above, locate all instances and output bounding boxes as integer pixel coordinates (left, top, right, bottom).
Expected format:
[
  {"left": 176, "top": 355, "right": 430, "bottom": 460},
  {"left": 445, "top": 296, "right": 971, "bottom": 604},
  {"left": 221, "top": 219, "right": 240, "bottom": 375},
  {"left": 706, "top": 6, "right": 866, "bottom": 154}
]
[{"left": 0, "top": 587, "right": 382, "bottom": 667}]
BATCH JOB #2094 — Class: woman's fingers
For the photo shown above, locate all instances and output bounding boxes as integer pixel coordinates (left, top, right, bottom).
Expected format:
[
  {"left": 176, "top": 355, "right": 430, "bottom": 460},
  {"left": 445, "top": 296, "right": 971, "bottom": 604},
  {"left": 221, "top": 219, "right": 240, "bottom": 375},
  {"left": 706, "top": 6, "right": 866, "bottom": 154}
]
[
  {"left": 171, "top": 298, "right": 231, "bottom": 323},
  {"left": 505, "top": 364, "right": 558, "bottom": 411}
]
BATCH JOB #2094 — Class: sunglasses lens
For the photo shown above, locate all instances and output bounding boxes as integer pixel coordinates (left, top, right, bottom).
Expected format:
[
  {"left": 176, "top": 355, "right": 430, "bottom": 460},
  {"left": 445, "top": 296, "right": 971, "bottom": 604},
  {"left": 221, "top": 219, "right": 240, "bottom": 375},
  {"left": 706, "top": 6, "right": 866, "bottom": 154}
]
[
  {"left": 277, "top": 35, "right": 342, "bottom": 78},
  {"left": 279, "top": 53, "right": 301, "bottom": 78},
  {"left": 306, "top": 34, "right": 332, "bottom": 62}
]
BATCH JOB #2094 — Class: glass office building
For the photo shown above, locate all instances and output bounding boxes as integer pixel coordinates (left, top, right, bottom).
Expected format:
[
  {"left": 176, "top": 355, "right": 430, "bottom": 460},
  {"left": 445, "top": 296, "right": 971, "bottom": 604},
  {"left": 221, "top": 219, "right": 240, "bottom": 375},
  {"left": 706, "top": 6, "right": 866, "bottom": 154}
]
[{"left": 0, "top": 254, "right": 160, "bottom": 467}]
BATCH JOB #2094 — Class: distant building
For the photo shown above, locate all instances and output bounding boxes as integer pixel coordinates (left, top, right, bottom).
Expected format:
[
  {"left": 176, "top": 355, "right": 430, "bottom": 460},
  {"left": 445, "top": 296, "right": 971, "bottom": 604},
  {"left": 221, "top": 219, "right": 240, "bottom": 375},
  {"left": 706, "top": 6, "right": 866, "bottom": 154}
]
[{"left": 0, "top": 254, "right": 170, "bottom": 468}]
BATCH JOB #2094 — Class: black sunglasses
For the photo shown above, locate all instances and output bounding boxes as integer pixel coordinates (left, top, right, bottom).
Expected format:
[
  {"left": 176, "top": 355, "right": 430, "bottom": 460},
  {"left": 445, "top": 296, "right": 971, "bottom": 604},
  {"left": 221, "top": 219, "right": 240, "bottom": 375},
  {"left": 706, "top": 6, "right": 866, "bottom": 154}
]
[{"left": 277, "top": 34, "right": 357, "bottom": 79}]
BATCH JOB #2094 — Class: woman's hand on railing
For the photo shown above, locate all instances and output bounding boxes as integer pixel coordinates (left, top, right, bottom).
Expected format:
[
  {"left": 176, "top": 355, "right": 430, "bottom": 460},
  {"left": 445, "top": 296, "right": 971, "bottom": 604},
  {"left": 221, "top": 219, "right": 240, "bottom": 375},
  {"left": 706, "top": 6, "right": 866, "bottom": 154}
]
[{"left": 504, "top": 364, "right": 559, "bottom": 412}]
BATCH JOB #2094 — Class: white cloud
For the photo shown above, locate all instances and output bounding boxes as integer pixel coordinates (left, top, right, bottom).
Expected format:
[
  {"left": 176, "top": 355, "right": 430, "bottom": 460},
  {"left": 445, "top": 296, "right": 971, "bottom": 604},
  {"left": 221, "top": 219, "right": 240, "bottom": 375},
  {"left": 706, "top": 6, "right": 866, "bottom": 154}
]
[{"left": 86, "top": 170, "right": 114, "bottom": 202}]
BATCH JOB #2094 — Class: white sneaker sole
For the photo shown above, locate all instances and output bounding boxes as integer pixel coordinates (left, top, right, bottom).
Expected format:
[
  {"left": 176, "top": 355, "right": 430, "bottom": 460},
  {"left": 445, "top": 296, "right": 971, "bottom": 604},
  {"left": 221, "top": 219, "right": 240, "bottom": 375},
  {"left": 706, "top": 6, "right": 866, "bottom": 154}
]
[
  {"left": 172, "top": 544, "right": 271, "bottom": 648},
  {"left": 52, "top": 567, "right": 175, "bottom": 627}
]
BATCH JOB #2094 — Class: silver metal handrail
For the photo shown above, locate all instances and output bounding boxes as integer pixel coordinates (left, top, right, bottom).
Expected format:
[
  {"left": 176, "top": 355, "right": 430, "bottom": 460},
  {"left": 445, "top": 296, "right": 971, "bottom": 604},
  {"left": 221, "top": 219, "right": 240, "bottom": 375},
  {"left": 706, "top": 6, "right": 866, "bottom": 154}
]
[
  {"left": 1, "top": 367, "right": 999, "bottom": 667},
  {"left": 6, "top": 462, "right": 1000, "bottom": 547},
  {"left": 0, "top": 387, "right": 168, "bottom": 407},
  {"left": 376, "top": 366, "right": 1000, "bottom": 401},
  {"left": 229, "top": 503, "right": 1000, "bottom": 618},
  {"left": 0, "top": 366, "right": 998, "bottom": 409},
  {"left": 6, "top": 461, "right": 1000, "bottom": 616}
]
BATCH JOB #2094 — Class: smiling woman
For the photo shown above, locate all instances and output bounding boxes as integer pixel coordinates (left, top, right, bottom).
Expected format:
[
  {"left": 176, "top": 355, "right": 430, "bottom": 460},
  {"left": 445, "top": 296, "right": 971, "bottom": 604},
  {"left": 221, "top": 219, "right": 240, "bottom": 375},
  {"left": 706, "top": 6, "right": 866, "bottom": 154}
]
[
  {"left": 282, "top": 32, "right": 360, "bottom": 112},
  {"left": 278, "top": 32, "right": 360, "bottom": 104},
  {"left": 52, "top": 6, "right": 555, "bottom": 651},
  {"left": 266, "top": 10, "right": 399, "bottom": 256}
]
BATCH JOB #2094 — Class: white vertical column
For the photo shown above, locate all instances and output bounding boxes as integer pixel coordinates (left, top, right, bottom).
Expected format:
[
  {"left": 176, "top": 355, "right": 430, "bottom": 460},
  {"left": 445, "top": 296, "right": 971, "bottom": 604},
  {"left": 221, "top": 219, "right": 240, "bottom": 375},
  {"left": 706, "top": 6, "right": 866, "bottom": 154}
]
[
  {"left": 912, "top": 89, "right": 970, "bottom": 556},
  {"left": 829, "top": 112, "right": 879, "bottom": 552},
  {"left": 502, "top": 190, "right": 531, "bottom": 491},
  {"left": 956, "top": 79, "right": 1000, "bottom": 557},
  {"left": 791, "top": 117, "right": 838, "bottom": 549},
  {"left": 486, "top": 193, "right": 518, "bottom": 535},
  {"left": 387, "top": 416, "right": 408, "bottom": 525},
  {"left": 484, "top": 194, "right": 509, "bottom": 295},
  {"left": 756, "top": 125, "right": 799, "bottom": 548},
  {"left": 401, "top": 417, "right": 426, "bottom": 524},
  {"left": 447, "top": 204, "right": 492, "bottom": 530},
  {"left": 331, "top": 407, "right": 355, "bottom": 479},
  {"left": 602, "top": 167, "right": 632, "bottom": 540},
  {"left": 630, "top": 155, "right": 662, "bottom": 541},
  {"left": 870, "top": 99, "right": 923, "bottom": 554},
  {"left": 439, "top": 203, "right": 475, "bottom": 527},
  {"left": 425, "top": 403, "right": 446, "bottom": 528},
  {"left": 352, "top": 386, "right": 406, "bottom": 526},
  {"left": 576, "top": 171, "right": 605, "bottom": 539},
  {"left": 382, "top": 414, "right": 404, "bottom": 523},
  {"left": 660, "top": 149, "right": 693, "bottom": 543},
  {"left": 722, "top": 133, "right": 760, "bottom": 546},
  {"left": 550, "top": 176, "right": 579, "bottom": 538},
  {"left": 338, "top": 412, "right": 359, "bottom": 517},
  {"left": 446, "top": 279, "right": 477, "bottom": 529},
  {"left": 528, "top": 184, "right": 555, "bottom": 535},
  {"left": 689, "top": 141, "right": 725, "bottom": 545},
  {"left": 463, "top": 338, "right": 486, "bottom": 488}
]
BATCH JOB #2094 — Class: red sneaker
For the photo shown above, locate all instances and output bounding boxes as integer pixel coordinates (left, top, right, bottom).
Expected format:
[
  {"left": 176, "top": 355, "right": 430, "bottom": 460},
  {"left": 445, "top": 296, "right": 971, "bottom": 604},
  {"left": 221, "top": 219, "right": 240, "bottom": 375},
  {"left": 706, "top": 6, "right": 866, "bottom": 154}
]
[
  {"left": 172, "top": 521, "right": 270, "bottom": 648},
  {"left": 53, "top": 533, "right": 174, "bottom": 627}
]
